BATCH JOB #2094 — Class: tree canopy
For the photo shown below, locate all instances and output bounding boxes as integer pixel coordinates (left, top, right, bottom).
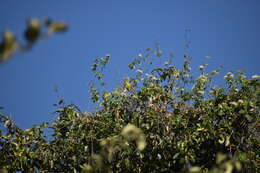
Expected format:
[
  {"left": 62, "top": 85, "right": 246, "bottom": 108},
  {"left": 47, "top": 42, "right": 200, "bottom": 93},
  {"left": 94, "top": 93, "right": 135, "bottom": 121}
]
[{"left": 0, "top": 21, "right": 259, "bottom": 173}]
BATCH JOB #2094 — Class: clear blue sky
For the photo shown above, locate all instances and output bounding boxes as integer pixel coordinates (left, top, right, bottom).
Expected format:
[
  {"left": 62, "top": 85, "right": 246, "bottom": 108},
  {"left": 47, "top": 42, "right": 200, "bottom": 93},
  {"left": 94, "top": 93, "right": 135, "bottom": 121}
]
[{"left": 0, "top": 0, "right": 259, "bottom": 129}]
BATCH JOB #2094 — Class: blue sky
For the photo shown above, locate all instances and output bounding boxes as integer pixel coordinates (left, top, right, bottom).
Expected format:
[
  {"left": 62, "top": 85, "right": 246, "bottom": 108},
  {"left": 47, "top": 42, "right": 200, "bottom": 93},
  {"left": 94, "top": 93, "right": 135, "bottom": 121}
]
[{"left": 0, "top": 0, "right": 259, "bottom": 129}]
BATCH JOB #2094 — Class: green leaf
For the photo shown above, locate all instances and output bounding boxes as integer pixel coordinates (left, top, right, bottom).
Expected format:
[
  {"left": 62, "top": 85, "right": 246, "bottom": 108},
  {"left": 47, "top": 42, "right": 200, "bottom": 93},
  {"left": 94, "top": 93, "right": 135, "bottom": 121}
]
[{"left": 245, "top": 114, "right": 253, "bottom": 121}]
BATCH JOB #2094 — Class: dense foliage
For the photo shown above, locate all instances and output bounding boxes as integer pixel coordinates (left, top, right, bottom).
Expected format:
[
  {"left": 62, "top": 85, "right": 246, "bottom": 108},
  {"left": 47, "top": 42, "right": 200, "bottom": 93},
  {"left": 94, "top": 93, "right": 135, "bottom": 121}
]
[{"left": 0, "top": 45, "right": 259, "bottom": 172}]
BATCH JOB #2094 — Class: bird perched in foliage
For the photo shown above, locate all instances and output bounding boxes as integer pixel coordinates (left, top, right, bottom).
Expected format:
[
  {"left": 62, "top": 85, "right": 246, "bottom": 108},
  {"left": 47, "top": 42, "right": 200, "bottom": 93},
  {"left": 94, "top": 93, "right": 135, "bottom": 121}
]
[
  {"left": 44, "top": 19, "right": 68, "bottom": 35},
  {"left": 0, "top": 31, "right": 18, "bottom": 62},
  {"left": 24, "top": 18, "right": 41, "bottom": 44}
]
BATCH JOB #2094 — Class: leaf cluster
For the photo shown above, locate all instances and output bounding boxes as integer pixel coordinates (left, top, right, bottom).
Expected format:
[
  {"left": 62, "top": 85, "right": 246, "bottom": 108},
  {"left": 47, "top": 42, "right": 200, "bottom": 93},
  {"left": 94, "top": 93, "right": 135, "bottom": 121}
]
[{"left": 0, "top": 18, "right": 68, "bottom": 63}]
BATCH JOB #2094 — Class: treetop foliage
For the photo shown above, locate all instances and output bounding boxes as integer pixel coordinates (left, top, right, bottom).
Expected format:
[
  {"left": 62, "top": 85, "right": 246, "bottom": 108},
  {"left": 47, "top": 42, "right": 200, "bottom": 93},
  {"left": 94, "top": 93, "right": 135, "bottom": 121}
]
[{"left": 0, "top": 20, "right": 259, "bottom": 173}]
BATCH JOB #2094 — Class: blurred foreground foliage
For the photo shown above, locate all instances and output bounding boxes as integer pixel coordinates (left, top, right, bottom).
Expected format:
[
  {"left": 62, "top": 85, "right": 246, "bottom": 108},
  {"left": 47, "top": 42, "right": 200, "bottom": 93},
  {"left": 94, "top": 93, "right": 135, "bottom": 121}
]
[
  {"left": 0, "top": 18, "right": 68, "bottom": 63},
  {"left": 0, "top": 43, "right": 259, "bottom": 173}
]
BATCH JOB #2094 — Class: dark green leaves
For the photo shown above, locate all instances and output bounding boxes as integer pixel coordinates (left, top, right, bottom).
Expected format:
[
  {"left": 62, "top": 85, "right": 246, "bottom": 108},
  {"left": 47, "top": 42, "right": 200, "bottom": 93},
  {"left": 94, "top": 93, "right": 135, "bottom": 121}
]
[{"left": 0, "top": 44, "right": 259, "bottom": 172}]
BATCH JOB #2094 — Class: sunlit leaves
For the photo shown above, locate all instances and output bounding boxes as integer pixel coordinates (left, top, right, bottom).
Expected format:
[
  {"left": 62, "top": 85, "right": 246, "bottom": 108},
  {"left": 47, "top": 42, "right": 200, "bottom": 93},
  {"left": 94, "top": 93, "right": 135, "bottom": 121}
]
[
  {"left": 123, "top": 78, "right": 134, "bottom": 92},
  {"left": 0, "top": 44, "right": 259, "bottom": 172},
  {"left": 102, "top": 92, "right": 111, "bottom": 101}
]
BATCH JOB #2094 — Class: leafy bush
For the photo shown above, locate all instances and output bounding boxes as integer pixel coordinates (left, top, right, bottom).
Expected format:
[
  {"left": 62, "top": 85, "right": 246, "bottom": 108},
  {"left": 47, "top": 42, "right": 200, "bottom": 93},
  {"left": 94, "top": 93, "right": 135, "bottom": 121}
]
[{"left": 0, "top": 45, "right": 259, "bottom": 172}]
